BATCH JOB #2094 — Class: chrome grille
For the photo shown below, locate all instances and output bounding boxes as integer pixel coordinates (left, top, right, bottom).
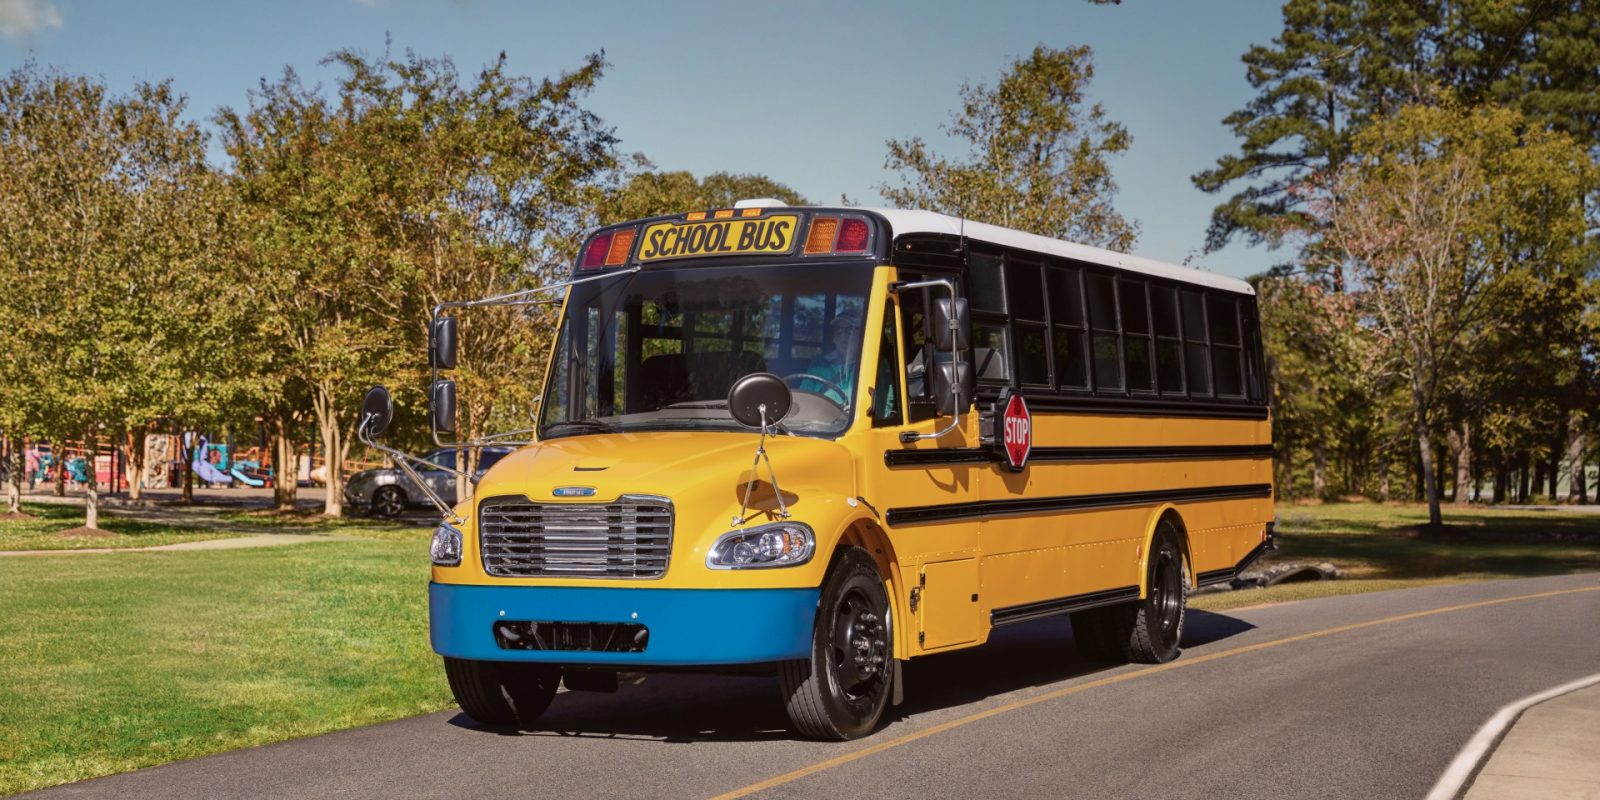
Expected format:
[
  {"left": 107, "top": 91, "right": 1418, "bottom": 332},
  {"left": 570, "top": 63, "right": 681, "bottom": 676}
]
[{"left": 478, "top": 495, "right": 672, "bottom": 578}]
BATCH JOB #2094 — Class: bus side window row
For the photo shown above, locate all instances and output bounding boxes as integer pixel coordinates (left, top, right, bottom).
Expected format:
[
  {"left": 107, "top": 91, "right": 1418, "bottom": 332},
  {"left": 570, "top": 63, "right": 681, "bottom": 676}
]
[{"left": 965, "top": 247, "right": 1265, "bottom": 403}]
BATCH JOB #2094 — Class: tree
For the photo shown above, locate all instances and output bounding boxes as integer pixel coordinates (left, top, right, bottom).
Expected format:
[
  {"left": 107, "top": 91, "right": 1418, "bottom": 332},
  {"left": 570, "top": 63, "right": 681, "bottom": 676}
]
[
  {"left": 1307, "top": 102, "right": 1596, "bottom": 524},
  {"left": 598, "top": 167, "right": 807, "bottom": 225},
  {"left": 1197, "top": 0, "right": 1600, "bottom": 259},
  {"left": 0, "top": 66, "right": 232, "bottom": 525},
  {"left": 220, "top": 49, "right": 622, "bottom": 514},
  {"left": 1193, "top": 0, "right": 1443, "bottom": 259},
  {"left": 879, "top": 44, "right": 1137, "bottom": 250}
]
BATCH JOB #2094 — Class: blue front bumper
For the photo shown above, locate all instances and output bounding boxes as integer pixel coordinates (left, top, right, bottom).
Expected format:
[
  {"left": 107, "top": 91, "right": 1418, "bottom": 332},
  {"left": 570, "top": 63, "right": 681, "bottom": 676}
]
[{"left": 429, "top": 582, "right": 820, "bottom": 666}]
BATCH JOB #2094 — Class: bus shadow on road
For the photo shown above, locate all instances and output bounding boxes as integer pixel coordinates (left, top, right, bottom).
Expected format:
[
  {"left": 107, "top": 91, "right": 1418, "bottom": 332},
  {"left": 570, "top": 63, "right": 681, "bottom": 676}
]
[
  {"left": 447, "top": 609, "right": 1255, "bottom": 743},
  {"left": 887, "top": 610, "right": 1256, "bottom": 721}
]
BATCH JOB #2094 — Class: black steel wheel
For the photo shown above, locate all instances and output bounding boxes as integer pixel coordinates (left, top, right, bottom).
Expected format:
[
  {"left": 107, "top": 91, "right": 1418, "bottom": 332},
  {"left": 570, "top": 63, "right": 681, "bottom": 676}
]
[
  {"left": 371, "top": 486, "right": 406, "bottom": 518},
  {"left": 1075, "top": 521, "right": 1188, "bottom": 664},
  {"left": 1123, "top": 523, "right": 1188, "bottom": 663},
  {"left": 443, "top": 657, "right": 561, "bottom": 728},
  {"left": 779, "top": 548, "right": 893, "bottom": 740}
]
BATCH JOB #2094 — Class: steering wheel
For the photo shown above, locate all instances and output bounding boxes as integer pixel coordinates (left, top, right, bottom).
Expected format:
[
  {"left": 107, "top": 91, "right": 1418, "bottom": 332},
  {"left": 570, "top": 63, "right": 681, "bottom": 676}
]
[{"left": 781, "top": 373, "right": 851, "bottom": 409}]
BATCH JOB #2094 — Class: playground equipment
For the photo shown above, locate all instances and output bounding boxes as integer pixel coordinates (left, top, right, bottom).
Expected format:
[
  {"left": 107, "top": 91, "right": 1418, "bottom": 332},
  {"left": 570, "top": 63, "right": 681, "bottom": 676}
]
[{"left": 184, "top": 434, "right": 233, "bottom": 485}]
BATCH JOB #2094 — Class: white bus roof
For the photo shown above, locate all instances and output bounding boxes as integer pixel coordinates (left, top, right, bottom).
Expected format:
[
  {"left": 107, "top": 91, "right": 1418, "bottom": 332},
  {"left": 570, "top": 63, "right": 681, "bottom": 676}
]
[{"left": 865, "top": 207, "right": 1255, "bottom": 296}]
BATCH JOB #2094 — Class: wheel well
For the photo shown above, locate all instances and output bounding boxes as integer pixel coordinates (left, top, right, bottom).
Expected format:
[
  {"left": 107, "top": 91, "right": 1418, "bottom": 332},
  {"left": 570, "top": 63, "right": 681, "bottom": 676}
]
[
  {"left": 1158, "top": 509, "right": 1195, "bottom": 589},
  {"left": 833, "top": 519, "right": 909, "bottom": 659}
]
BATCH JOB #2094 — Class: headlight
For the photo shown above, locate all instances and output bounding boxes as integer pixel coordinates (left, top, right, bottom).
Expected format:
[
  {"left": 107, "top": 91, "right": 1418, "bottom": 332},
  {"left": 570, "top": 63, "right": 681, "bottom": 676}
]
[
  {"left": 707, "top": 522, "right": 815, "bottom": 569},
  {"left": 430, "top": 522, "right": 463, "bottom": 566}
]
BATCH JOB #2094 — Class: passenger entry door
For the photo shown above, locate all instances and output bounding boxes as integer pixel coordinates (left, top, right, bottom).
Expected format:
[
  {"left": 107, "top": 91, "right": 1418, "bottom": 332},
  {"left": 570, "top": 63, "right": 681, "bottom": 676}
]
[{"left": 856, "top": 279, "right": 984, "bottom": 652}]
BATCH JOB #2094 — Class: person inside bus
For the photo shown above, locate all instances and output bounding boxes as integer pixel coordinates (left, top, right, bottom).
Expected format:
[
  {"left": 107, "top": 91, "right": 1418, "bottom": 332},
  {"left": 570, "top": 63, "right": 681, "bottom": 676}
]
[{"left": 798, "top": 311, "right": 861, "bottom": 407}]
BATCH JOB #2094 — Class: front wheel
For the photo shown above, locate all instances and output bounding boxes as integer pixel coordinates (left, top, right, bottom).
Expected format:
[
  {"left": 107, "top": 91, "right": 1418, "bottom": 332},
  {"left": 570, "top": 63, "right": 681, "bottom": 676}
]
[
  {"left": 779, "top": 548, "right": 893, "bottom": 740},
  {"left": 443, "top": 657, "right": 560, "bottom": 727}
]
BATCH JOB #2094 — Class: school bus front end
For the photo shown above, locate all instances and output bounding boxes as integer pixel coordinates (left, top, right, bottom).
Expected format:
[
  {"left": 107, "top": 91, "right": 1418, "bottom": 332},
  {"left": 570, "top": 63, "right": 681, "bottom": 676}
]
[{"left": 427, "top": 430, "right": 867, "bottom": 667}]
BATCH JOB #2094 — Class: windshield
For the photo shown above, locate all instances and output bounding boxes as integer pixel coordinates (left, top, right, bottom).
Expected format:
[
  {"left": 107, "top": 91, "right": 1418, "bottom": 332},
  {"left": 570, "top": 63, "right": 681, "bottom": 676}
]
[{"left": 540, "top": 262, "right": 873, "bottom": 438}]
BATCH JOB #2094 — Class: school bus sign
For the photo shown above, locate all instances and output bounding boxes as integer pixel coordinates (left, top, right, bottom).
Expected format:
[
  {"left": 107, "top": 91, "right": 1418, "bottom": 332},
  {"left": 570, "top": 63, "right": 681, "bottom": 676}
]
[{"left": 638, "top": 215, "right": 799, "bottom": 262}]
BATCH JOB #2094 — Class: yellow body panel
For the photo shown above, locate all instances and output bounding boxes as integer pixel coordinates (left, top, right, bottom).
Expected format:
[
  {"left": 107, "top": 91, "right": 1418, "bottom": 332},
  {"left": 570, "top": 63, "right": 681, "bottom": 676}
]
[{"left": 436, "top": 264, "right": 1274, "bottom": 660}]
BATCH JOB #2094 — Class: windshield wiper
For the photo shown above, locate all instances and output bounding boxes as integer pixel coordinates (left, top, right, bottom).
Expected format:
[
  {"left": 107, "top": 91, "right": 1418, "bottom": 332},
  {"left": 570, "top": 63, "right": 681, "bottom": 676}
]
[
  {"left": 542, "top": 419, "right": 621, "bottom": 437},
  {"left": 658, "top": 400, "right": 729, "bottom": 410}
]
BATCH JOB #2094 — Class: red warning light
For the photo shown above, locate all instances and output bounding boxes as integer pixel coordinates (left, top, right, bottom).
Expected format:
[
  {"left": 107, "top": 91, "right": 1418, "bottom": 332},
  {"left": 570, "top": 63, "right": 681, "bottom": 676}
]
[
  {"left": 580, "top": 232, "right": 613, "bottom": 269},
  {"left": 836, "top": 218, "right": 870, "bottom": 253}
]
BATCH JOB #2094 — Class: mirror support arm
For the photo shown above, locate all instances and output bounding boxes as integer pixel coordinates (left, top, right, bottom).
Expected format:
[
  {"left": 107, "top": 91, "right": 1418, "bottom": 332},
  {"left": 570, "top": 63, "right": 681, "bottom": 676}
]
[
  {"left": 889, "top": 278, "right": 967, "bottom": 443},
  {"left": 358, "top": 413, "right": 465, "bottom": 525}
]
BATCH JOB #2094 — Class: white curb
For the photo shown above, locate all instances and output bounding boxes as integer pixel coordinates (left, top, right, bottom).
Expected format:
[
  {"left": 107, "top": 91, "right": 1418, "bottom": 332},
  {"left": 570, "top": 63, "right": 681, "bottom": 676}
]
[{"left": 1424, "top": 670, "right": 1600, "bottom": 800}]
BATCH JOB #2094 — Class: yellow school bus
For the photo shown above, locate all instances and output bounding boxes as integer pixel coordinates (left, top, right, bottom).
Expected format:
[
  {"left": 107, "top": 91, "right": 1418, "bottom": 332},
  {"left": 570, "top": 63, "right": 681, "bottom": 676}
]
[{"left": 393, "top": 202, "right": 1274, "bottom": 740}]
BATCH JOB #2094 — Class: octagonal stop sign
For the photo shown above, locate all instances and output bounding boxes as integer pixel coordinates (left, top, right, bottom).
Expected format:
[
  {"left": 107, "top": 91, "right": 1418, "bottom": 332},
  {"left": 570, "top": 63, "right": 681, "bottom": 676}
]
[{"left": 999, "top": 391, "right": 1031, "bottom": 472}]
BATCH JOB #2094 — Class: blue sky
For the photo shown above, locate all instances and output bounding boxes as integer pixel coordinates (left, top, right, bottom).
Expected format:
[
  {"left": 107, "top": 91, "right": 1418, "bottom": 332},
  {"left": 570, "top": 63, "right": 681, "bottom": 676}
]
[{"left": 0, "top": 0, "right": 1291, "bottom": 279}]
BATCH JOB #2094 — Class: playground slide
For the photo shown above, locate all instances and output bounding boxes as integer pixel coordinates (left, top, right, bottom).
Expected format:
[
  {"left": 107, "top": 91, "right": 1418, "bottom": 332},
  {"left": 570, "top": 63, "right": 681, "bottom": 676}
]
[
  {"left": 192, "top": 457, "right": 232, "bottom": 484},
  {"left": 230, "top": 467, "right": 265, "bottom": 487}
]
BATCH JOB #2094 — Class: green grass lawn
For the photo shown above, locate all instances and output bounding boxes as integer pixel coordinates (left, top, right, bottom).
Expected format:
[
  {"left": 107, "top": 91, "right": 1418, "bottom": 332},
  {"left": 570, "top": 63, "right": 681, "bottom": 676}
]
[
  {"left": 0, "top": 535, "right": 450, "bottom": 796},
  {"left": 0, "top": 503, "right": 237, "bottom": 551},
  {"left": 1192, "top": 503, "right": 1600, "bottom": 611}
]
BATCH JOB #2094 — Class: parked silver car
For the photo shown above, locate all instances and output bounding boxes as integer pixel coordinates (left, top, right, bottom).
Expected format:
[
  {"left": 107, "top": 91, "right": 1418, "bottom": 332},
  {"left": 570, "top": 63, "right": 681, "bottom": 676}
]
[{"left": 344, "top": 447, "right": 512, "bottom": 517}]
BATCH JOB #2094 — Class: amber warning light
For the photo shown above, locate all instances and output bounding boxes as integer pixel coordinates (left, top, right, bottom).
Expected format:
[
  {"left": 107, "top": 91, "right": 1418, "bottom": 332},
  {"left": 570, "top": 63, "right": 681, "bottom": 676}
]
[{"left": 579, "top": 227, "right": 638, "bottom": 270}]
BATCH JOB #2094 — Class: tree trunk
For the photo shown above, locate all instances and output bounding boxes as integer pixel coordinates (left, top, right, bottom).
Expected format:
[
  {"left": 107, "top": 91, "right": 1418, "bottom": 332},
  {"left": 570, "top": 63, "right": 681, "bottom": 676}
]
[
  {"left": 1313, "top": 442, "right": 1327, "bottom": 500},
  {"left": 181, "top": 434, "right": 195, "bottom": 503},
  {"left": 1413, "top": 387, "right": 1441, "bottom": 527},
  {"left": 84, "top": 430, "right": 99, "bottom": 530},
  {"left": 121, "top": 428, "right": 146, "bottom": 502},
  {"left": 1518, "top": 453, "right": 1532, "bottom": 504},
  {"left": 270, "top": 415, "right": 299, "bottom": 512},
  {"left": 312, "top": 386, "right": 345, "bottom": 517},
  {"left": 1378, "top": 453, "right": 1391, "bottom": 503},
  {"left": 1493, "top": 461, "right": 1507, "bottom": 504},
  {"left": 1449, "top": 421, "right": 1471, "bottom": 505},
  {"left": 54, "top": 449, "right": 66, "bottom": 497},
  {"left": 4, "top": 438, "right": 20, "bottom": 514},
  {"left": 1567, "top": 413, "right": 1587, "bottom": 504},
  {"left": 1280, "top": 433, "right": 1294, "bottom": 501},
  {"left": 458, "top": 447, "right": 476, "bottom": 510},
  {"left": 1548, "top": 429, "right": 1562, "bottom": 499}
]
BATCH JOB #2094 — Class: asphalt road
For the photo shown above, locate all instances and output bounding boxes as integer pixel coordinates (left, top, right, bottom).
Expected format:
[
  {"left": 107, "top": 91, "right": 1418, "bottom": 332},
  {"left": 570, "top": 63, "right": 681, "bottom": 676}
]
[{"left": 24, "top": 573, "right": 1600, "bottom": 800}]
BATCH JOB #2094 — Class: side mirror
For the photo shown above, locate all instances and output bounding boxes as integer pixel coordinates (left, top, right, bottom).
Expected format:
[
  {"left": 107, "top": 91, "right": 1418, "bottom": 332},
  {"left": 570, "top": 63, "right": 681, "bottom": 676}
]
[
  {"left": 431, "top": 316, "right": 458, "bottom": 370},
  {"left": 727, "top": 372, "right": 793, "bottom": 429},
  {"left": 361, "top": 386, "right": 394, "bottom": 439},
  {"left": 431, "top": 379, "right": 458, "bottom": 435},
  {"left": 932, "top": 360, "right": 974, "bottom": 416},
  {"left": 931, "top": 297, "right": 970, "bottom": 352}
]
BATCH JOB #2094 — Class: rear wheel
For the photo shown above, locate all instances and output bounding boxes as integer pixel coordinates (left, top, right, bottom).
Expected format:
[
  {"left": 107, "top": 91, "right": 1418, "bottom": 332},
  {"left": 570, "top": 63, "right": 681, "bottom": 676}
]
[
  {"left": 1123, "top": 524, "right": 1188, "bottom": 663},
  {"left": 1072, "top": 522, "right": 1188, "bottom": 664},
  {"left": 779, "top": 548, "right": 893, "bottom": 740},
  {"left": 443, "top": 657, "right": 560, "bottom": 727}
]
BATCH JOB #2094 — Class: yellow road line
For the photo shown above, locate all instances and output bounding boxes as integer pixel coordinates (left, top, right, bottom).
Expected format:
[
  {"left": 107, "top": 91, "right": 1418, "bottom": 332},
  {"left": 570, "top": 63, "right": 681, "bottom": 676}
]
[{"left": 712, "top": 585, "right": 1600, "bottom": 800}]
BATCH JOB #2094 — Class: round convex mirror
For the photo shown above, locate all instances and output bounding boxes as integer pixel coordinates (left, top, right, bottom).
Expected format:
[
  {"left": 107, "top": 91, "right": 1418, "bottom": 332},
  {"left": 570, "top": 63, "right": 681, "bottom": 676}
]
[
  {"left": 361, "top": 385, "right": 394, "bottom": 438},
  {"left": 727, "top": 372, "right": 793, "bottom": 429}
]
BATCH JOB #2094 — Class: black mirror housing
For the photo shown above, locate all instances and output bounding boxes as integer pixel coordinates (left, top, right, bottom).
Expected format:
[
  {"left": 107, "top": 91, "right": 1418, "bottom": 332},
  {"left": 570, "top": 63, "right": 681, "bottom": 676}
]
[
  {"left": 361, "top": 386, "right": 394, "bottom": 439},
  {"left": 431, "top": 379, "right": 458, "bottom": 435},
  {"left": 932, "top": 360, "right": 974, "bottom": 417},
  {"left": 431, "top": 317, "right": 459, "bottom": 370},
  {"left": 727, "top": 372, "right": 793, "bottom": 429},
  {"left": 931, "top": 297, "right": 970, "bottom": 352}
]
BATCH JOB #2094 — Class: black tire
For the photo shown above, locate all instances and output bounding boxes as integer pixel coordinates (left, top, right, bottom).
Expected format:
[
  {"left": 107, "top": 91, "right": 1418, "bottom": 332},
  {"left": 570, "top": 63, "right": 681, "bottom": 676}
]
[
  {"left": 372, "top": 486, "right": 405, "bottom": 518},
  {"left": 1073, "top": 522, "right": 1188, "bottom": 664},
  {"left": 779, "top": 548, "right": 893, "bottom": 740},
  {"left": 443, "top": 657, "right": 561, "bottom": 727}
]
